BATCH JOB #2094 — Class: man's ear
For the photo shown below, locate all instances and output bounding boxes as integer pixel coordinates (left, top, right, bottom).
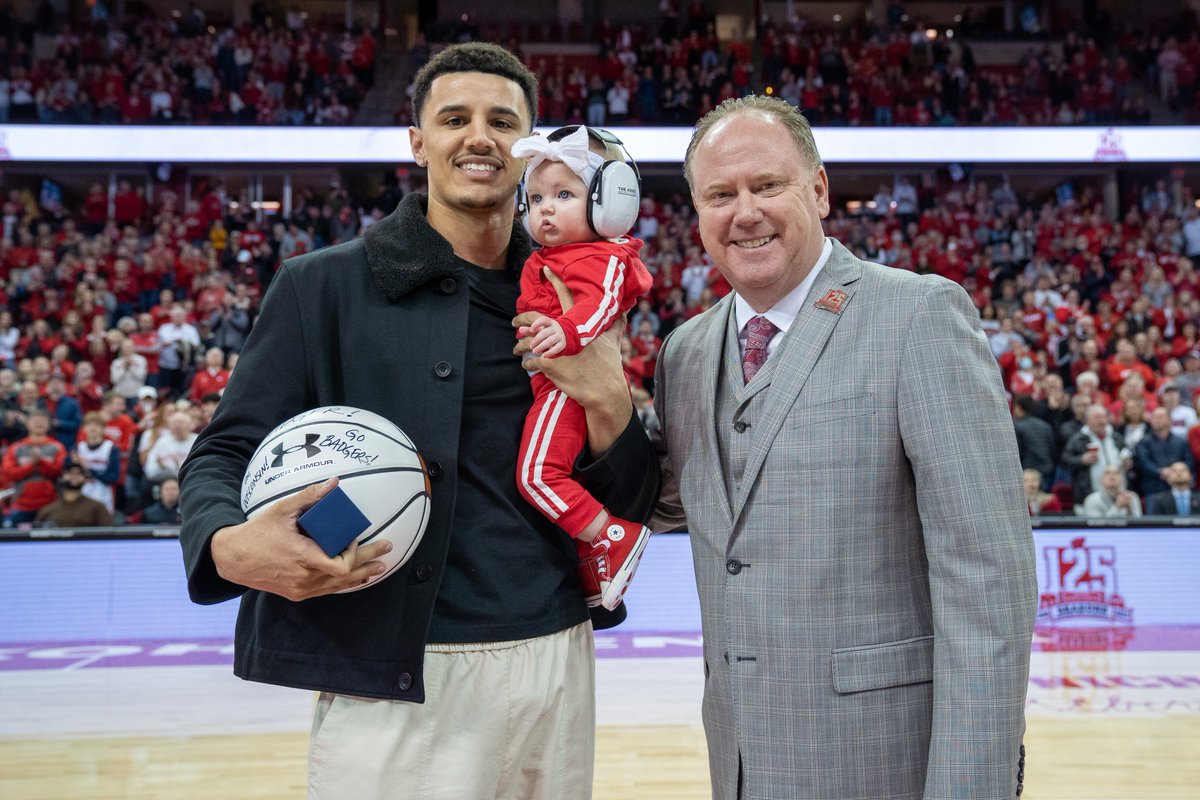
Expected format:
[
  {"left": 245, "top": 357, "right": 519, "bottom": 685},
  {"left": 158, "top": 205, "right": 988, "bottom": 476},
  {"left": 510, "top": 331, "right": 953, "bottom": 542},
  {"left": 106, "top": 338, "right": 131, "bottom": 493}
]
[
  {"left": 409, "top": 126, "right": 426, "bottom": 168},
  {"left": 813, "top": 166, "right": 831, "bottom": 218}
]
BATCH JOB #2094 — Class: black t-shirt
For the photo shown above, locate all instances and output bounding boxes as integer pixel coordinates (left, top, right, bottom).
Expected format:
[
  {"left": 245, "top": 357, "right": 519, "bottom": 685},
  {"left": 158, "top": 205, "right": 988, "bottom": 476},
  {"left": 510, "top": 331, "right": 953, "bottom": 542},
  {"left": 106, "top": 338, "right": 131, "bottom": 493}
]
[{"left": 425, "top": 259, "right": 587, "bottom": 643}]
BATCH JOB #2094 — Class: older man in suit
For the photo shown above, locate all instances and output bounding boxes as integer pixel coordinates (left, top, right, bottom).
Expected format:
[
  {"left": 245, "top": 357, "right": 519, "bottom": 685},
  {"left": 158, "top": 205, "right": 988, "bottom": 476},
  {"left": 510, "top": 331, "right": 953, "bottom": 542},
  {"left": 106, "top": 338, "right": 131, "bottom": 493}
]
[{"left": 654, "top": 96, "right": 1037, "bottom": 800}]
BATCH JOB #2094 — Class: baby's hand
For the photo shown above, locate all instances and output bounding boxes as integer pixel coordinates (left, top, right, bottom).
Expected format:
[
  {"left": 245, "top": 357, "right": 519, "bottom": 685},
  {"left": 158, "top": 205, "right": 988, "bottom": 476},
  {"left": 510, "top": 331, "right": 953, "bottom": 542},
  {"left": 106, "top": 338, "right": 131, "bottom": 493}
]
[{"left": 530, "top": 317, "right": 567, "bottom": 357}]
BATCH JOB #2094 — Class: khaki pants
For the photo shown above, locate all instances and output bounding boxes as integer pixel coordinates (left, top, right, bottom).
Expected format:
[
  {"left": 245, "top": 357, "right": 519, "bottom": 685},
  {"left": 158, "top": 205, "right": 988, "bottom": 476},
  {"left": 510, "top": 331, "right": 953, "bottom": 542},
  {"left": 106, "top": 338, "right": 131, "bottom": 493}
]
[{"left": 308, "top": 621, "right": 596, "bottom": 799}]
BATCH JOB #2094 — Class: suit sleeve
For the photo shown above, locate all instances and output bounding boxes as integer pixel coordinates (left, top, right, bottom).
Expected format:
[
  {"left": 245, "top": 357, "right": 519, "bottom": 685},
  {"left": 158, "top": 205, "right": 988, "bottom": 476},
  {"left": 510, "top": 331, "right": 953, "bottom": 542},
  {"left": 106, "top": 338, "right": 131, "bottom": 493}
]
[
  {"left": 896, "top": 279, "right": 1037, "bottom": 799},
  {"left": 650, "top": 330, "right": 688, "bottom": 533},
  {"left": 178, "top": 265, "right": 313, "bottom": 604}
]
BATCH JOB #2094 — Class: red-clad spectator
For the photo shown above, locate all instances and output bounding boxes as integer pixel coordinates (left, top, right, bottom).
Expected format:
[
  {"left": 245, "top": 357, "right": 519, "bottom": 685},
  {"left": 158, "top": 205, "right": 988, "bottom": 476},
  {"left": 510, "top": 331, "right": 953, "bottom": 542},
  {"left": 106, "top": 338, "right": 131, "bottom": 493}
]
[
  {"left": 2, "top": 409, "right": 68, "bottom": 526},
  {"left": 120, "top": 90, "right": 151, "bottom": 123},
  {"left": 94, "top": 391, "right": 138, "bottom": 456},
  {"left": 48, "top": 345, "right": 76, "bottom": 385},
  {"left": 188, "top": 346, "right": 231, "bottom": 402},
  {"left": 239, "top": 220, "right": 266, "bottom": 251},
  {"left": 81, "top": 183, "right": 109, "bottom": 234},
  {"left": 71, "top": 362, "right": 106, "bottom": 415},
  {"left": 620, "top": 335, "right": 646, "bottom": 389},
  {"left": 1104, "top": 338, "right": 1158, "bottom": 392},
  {"left": 194, "top": 274, "right": 229, "bottom": 318},
  {"left": 629, "top": 318, "right": 662, "bottom": 380},
  {"left": 113, "top": 181, "right": 145, "bottom": 227},
  {"left": 149, "top": 289, "right": 179, "bottom": 328},
  {"left": 182, "top": 201, "right": 209, "bottom": 244},
  {"left": 18, "top": 319, "right": 62, "bottom": 360},
  {"left": 130, "top": 312, "right": 162, "bottom": 384}
]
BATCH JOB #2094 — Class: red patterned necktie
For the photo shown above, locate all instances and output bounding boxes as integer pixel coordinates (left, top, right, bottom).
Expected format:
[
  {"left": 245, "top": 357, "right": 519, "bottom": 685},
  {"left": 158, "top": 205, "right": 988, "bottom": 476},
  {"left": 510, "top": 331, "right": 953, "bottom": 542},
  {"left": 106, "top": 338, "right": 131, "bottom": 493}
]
[{"left": 742, "top": 315, "right": 779, "bottom": 384}]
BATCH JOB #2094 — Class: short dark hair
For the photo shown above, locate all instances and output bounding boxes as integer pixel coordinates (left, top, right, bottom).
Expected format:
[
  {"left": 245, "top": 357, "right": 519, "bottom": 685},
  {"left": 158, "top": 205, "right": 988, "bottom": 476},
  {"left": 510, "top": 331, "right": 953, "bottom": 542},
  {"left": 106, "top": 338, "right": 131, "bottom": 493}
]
[{"left": 410, "top": 43, "right": 538, "bottom": 129}]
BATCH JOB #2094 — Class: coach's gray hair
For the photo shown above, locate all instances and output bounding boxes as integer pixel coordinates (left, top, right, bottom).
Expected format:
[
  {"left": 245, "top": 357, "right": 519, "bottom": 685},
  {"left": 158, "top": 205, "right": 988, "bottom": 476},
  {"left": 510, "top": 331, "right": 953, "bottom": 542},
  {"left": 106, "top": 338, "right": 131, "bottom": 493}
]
[{"left": 684, "top": 95, "right": 823, "bottom": 190}]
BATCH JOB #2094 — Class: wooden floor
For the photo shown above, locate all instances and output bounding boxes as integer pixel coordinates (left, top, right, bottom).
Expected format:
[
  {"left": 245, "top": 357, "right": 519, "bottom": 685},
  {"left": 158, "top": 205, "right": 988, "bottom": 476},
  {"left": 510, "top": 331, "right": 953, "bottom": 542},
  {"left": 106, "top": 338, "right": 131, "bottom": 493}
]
[{"left": 3, "top": 717, "right": 1199, "bottom": 799}]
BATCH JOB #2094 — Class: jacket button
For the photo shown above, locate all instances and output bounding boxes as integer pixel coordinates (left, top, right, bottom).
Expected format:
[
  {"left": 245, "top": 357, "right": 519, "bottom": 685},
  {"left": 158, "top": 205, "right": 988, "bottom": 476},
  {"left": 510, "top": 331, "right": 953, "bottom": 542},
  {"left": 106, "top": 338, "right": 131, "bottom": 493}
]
[
  {"left": 1017, "top": 769, "right": 1024, "bottom": 782},
  {"left": 434, "top": 361, "right": 452, "bottom": 378},
  {"left": 1015, "top": 786, "right": 1022, "bottom": 797},
  {"left": 733, "top": 420, "right": 748, "bottom": 433},
  {"left": 726, "top": 559, "right": 742, "bottom": 575},
  {"left": 397, "top": 672, "right": 413, "bottom": 691},
  {"left": 415, "top": 563, "right": 433, "bottom": 582},
  {"left": 438, "top": 277, "right": 457, "bottom": 294},
  {"left": 1018, "top": 757, "right": 1025, "bottom": 769},
  {"left": 1020, "top": 744, "right": 1025, "bottom": 757},
  {"left": 427, "top": 460, "right": 443, "bottom": 480}
]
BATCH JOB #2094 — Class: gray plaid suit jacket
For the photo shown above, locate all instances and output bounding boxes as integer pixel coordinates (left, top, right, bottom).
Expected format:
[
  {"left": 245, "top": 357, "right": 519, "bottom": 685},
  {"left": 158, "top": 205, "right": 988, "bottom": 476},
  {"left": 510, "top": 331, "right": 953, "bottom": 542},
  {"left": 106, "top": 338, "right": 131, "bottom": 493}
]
[{"left": 654, "top": 241, "right": 1037, "bottom": 800}]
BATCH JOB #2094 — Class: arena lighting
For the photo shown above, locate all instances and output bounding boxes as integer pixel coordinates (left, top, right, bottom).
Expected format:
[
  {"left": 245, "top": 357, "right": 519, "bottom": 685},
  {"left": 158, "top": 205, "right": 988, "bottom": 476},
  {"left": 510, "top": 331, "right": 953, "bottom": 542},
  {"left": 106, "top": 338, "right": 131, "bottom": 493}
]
[{"left": 2, "top": 125, "right": 1199, "bottom": 164}]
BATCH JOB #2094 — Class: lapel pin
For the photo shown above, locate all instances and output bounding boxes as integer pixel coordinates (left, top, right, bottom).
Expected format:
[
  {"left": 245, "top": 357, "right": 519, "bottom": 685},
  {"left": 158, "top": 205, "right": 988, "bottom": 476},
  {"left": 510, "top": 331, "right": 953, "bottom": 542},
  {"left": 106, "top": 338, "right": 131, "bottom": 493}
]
[{"left": 814, "top": 288, "right": 848, "bottom": 314}]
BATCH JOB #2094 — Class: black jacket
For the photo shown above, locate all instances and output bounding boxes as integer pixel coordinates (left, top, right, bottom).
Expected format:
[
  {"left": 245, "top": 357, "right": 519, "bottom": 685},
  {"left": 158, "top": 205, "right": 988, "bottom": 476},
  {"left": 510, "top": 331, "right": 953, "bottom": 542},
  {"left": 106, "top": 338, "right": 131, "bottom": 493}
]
[
  {"left": 179, "top": 194, "right": 659, "bottom": 701},
  {"left": 1013, "top": 414, "right": 1057, "bottom": 481}
]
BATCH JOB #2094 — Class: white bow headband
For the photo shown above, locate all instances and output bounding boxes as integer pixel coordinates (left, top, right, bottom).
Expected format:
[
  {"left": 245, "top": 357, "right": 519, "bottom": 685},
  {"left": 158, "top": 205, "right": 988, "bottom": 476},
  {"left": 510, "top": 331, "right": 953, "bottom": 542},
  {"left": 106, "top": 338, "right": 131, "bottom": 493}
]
[{"left": 512, "top": 127, "right": 606, "bottom": 189}]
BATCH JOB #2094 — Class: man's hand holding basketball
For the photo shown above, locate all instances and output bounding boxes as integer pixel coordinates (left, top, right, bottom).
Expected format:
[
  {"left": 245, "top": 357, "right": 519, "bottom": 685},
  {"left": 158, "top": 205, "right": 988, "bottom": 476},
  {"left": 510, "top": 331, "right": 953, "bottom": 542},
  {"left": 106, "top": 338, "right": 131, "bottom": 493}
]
[{"left": 210, "top": 477, "right": 392, "bottom": 601}]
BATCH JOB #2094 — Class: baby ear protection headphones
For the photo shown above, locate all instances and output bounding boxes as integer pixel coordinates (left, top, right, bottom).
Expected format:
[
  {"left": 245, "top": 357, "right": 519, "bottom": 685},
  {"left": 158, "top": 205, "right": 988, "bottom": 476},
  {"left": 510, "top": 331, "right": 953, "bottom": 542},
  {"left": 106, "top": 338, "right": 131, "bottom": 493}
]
[{"left": 517, "top": 126, "right": 641, "bottom": 240}]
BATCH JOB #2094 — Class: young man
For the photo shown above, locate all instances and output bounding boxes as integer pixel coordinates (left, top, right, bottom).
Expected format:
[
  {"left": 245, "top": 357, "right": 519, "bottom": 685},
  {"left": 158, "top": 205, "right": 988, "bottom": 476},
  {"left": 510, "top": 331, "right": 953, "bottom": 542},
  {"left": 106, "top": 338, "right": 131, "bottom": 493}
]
[{"left": 179, "top": 43, "right": 656, "bottom": 799}]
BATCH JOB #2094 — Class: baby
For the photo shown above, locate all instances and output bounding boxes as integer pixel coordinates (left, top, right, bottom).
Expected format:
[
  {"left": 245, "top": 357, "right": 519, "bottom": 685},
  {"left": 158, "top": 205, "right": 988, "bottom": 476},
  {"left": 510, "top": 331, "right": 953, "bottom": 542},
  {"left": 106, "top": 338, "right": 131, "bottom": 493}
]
[{"left": 512, "top": 126, "right": 654, "bottom": 611}]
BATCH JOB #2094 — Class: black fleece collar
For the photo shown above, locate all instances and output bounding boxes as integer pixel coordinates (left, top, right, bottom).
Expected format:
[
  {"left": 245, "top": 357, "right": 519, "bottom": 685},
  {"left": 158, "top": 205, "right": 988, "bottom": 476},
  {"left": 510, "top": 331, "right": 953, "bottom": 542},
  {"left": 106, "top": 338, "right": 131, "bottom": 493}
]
[{"left": 362, "top": 192, "right": 534, "bottom": 302}]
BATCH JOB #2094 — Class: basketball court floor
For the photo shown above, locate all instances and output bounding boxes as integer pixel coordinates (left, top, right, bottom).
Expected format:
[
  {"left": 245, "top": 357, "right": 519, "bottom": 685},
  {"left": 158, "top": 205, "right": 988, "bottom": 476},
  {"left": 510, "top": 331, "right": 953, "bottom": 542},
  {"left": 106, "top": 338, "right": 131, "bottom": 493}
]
[{"left": 2, "top": 534, "right": 1199, "bottom": 799}]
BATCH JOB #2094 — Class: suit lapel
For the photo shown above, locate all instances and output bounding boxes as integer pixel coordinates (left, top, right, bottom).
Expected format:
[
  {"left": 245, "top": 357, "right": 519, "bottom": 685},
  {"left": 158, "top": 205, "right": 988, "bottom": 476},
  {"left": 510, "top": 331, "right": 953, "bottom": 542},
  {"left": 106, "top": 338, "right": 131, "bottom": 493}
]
[{"left": 729, "top": 243, "right": 863, "bottom": 527}]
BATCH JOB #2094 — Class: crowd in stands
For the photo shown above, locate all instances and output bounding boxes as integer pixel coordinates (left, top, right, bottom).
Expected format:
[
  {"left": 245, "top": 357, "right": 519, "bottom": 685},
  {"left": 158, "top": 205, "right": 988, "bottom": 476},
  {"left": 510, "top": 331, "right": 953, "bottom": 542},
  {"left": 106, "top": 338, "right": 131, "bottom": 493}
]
[
  {"left": 3, "top": 1, "right": 1198, "bottom": 128},
  {"left": 5, "top": 160, "right": 1200, "bottom": 527},
  {"left": 0, "top": 2, "right": 377, "bottom": 125},
  {"left": 620, "top": 171, "right": 1200, "bottom": 522},
  {"left": 435, "top": 5, "right": 1200, "bottom": 128},
  {"left": 0, "top": 171, "right": 405, "bottom": 527}
]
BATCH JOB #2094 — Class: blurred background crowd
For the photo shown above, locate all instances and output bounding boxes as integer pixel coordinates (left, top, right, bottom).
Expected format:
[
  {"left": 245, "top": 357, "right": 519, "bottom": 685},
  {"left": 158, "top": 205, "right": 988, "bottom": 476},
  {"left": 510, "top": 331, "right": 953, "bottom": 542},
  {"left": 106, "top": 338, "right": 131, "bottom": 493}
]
[{"left": 0, "top": 0, "right": 1199, "bottom": 526}]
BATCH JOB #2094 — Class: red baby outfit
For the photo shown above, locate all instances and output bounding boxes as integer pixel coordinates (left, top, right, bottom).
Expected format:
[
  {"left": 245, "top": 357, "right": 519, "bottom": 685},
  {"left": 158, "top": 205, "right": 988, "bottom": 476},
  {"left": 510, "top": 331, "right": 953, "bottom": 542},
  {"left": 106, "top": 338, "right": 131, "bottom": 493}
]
[{"left": 516, "top": 237, "right": 652, "bottom": 537}]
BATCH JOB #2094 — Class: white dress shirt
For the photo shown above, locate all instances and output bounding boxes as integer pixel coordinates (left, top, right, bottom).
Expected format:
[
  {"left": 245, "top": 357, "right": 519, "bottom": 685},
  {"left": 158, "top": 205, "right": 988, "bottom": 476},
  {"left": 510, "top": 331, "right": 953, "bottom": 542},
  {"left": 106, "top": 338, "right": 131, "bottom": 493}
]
[{"left": 734, "top": 237, "right": 833, "bottom": 360}]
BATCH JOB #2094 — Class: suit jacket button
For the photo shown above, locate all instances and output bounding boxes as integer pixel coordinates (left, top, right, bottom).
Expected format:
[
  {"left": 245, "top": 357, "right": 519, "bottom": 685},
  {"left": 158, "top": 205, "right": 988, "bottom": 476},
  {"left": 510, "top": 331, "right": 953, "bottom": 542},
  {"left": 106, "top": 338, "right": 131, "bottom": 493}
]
[
  {"left": 726, "top": 559, "right": 742, "bottom": 575},
  {"left": 397, "top": 672, "right": 413, "bottom": 691},
  {"left": 1015, "top": 786, "right": 1023, "bottom": 796},
  {"left": 434, "top": 361, "right": 452, "bottom": 378},
  {"left": 1018, "top": 757, "right": 1025, "bottom": 769},
  {"left": 1020, "top": 744, "right": 1025, "bottom": 757},
  {"left": 427, "top": 461, "right": 443, "bottom": 480},
  {"left": 415, "top": 563, "right": 433, "bottom": 581},
  {"left": 438, "top": 278, "right": 457, "bottom": 294},
  {"left": 1017, "top": 769, "right": 1024, "bottom": 782},
  {"left": 733, "top": 420, "right": 748, "bottom": 433}
]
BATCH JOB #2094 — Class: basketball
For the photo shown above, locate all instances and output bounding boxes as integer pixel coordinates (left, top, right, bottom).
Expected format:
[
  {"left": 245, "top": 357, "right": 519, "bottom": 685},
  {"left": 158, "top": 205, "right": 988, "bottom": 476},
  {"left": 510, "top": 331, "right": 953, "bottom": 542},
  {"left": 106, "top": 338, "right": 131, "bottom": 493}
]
[{"left": 240, "top": 406, "right": 431, "bottom": 591}]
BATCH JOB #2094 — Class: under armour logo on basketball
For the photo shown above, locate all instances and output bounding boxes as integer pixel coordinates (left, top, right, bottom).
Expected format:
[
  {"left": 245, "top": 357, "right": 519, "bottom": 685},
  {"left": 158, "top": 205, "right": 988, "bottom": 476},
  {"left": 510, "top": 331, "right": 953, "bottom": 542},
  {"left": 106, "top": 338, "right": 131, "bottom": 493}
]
[
  {"left": 742, "top": 315, "right": 780, "bottom": 384},
  {"left": 270, "top": 434, "right": 322, "bottom": 468}
]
